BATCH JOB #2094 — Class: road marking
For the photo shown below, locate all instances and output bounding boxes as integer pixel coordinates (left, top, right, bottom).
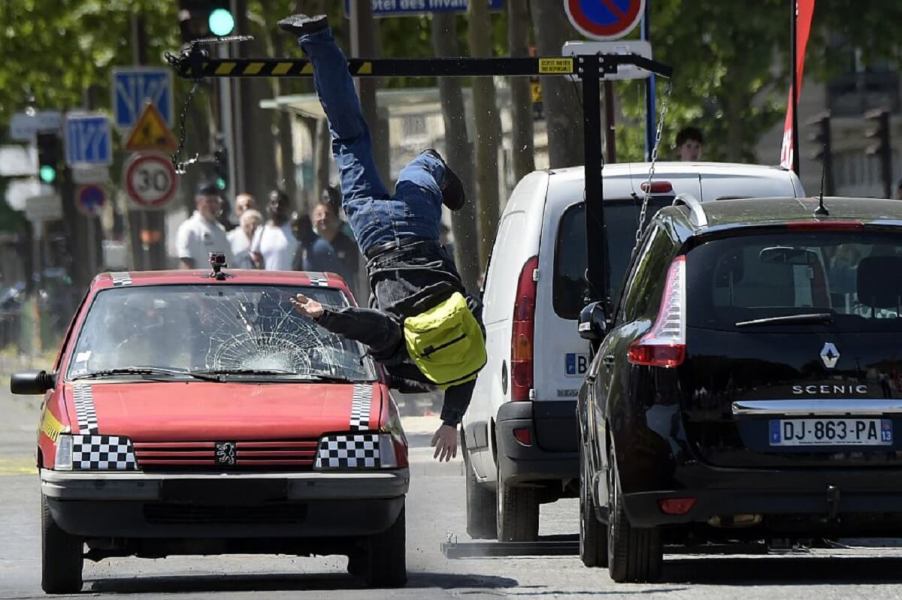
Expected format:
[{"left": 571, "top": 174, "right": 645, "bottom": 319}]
[{"left": 0, "top": 457, "right": 36, "bottom": 476}]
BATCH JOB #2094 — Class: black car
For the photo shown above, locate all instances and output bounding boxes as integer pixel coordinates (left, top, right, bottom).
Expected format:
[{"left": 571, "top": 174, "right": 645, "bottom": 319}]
[{"left": 576, "top": 195, "right": 902, "bottom": 582}]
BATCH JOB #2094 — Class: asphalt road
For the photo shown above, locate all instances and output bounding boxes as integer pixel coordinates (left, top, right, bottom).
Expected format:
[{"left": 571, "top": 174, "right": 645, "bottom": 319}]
[{"left": 7, "top": 386, "right": 902, "bottom": 598}]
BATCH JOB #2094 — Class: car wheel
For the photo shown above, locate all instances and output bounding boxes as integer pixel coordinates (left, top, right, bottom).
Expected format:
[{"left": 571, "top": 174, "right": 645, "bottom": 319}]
[
  {"left": 362, "top": 504, "right": 407, "bottom": 588},
  {"left": 41, "top": 495, "right": 83, "bottom": 594},
  {"left": 496, "top": 462, "right": 539, "bottom": 542},
  {"left": 579, "top": 446, "right": 608, "bottom": 567},
  {"left": 606, "top": 458, "right": 662, "bottom": 583},
  {"left": 464, "top": 440, "right": 496, "bottom": 539}
]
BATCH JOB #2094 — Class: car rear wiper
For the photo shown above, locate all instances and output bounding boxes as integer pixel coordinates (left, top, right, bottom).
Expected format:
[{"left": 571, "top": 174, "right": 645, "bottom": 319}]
[
  {"left": 71, "top": 367, "right": 221, "bottom": 382},
  {"left": 735, "top": 312, "right": 833, "bottom": 327}
]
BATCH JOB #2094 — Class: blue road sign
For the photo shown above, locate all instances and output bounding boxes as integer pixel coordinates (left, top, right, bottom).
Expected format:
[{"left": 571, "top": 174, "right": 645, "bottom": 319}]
[
  {"left": 112, "top": 67, "right": 173, "bottom": 129},
  {"left": 76, "top": 184, "right": 107, "bottom": 217},
  {"left": 564, "top": 0, "right": 646, "bottom": 40},
  {"left": 65, "top": 114, "right": 112, "bottom": 166},
  {"left": 346, "top": 0, "right": 503, "bottom": 18}
]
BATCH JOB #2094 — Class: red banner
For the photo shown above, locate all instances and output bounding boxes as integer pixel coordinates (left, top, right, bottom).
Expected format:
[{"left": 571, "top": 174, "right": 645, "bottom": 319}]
[{"left": 779, "top": 0, "right": 816, "bottom": 170}]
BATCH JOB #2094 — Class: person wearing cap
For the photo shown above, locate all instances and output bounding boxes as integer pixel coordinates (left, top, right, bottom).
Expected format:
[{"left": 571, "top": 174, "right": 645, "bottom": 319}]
[
  {"left": 175, "top": 181, "right": 235, "bottom": 269},
  {"left": 279, "top": 14, "right": 484, "bottom": 462}
]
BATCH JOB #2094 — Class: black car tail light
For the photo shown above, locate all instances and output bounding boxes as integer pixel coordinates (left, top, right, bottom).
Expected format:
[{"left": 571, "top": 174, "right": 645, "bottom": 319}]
[{"left": 628, "top": 255, "right": 686, "bottom": 368}]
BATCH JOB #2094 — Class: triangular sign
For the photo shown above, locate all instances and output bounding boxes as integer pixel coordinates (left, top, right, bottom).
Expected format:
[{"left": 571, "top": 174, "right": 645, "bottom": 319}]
[{"left": 124, "top": 103, "right": 178, "bottom": 152}]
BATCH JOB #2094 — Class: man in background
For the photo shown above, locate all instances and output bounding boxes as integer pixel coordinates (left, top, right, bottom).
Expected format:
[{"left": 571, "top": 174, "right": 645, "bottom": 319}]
[
  {"left": 235, "top": 193, "right": 257, "bottom": 219},
  {"left": 228, "top": 209, "right": 262, "bottom": 269},
  {"left": 675, "top": 126, "right": 704, "bottom": 161},
  {"left": 304, "top": 200, "right": 360, "bottom": 296},
  {"left": 176, "top": 181, "right": 234, "bottom": 269},
  {"left": 251, "top": 189, "right": 299, "bottom": 271}
]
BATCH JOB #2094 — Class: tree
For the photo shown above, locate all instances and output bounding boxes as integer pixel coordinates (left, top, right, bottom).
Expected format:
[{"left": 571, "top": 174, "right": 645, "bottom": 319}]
[
  {"left": 528, "top": 0, "right": 584, "bottom": 168},
  {"left": 507, "top": 0, "right": 535, "bottom": 184},
  {"left": 431, "top": 14, "right": 480, "bottom": 293},
  {"left": 468, "top": 0, "right": 503, "bottom": 268}
]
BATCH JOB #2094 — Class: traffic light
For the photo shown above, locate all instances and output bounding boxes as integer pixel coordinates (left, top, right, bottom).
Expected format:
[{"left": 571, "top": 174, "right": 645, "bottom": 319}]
[
  {"left": 36, "top": 132, "right": 61, "bottom": 185},
  {"left": 807, "top": 111, "right": 834, "bottom": 196},
  {"left": 214, "top": 140, "right": 229, "bottom": 192},
  {"left": 864, "top": 107, "right": 893, "bottom": 198},
  {"left": 178, "top": 0, "right": 234, "bottom": 42}
]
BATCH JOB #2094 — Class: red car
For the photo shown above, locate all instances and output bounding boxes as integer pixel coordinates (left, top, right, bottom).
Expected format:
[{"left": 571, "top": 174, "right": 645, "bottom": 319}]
[{"left": 13, "top": 264, "right": 409, "bottom": 594}]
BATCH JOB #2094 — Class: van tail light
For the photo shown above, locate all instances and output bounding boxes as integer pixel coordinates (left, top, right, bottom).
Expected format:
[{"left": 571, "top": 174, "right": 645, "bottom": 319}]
[
  {"left": 628, "top": 255, "right": 686, "bottom": 368},
  {"left": 639, "top": 181, "right": 674, "bottom": 195},
  {"left": 511, "top": 256, "right": 539, "bottom": 401}
]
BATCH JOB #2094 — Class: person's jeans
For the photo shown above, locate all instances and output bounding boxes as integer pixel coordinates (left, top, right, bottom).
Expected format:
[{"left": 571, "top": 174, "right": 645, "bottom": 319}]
[{"left": 299, "top": 28, "right": 447, "bottom": 254}]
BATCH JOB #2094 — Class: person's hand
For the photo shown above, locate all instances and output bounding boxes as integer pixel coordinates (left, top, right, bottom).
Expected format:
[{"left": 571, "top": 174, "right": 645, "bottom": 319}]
[
  {"left": 291, "top": 293, "right": 324, "bottom": 319},
  {"left": 431, "top": 424, "right": 458, "bottom": 462}
]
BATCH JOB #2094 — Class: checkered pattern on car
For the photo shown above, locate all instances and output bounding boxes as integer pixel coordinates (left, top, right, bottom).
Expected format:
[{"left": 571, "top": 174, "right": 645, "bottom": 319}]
[
  {"left": 307, "top": 272, "right": 329, "bottom": 287},
  {"left": 315, "top": 434, "right": 380, "bottom": 469},
  {"left": 349, "top": 384, "right": 372, "bottom": 431},
  {"left": 72, "top": 384, "right": 99, "bottom": 435},
  {"left": 110, "top": 272, "right": 132, "bottom": 286},
  {"left": 72, "top": 435, "right": 138, "bottom": 470}
]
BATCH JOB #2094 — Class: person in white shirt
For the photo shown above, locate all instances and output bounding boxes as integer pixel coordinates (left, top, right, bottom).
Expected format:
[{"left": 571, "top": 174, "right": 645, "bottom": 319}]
[
  {"left": 228, "top": 209, "right": 262, "bottom": 269},
  {"left": 251, "top": 189, "right": 299, "bottom": 271},
  {"left": 175, "top": 182, "right": 234, "bottom": 269}
]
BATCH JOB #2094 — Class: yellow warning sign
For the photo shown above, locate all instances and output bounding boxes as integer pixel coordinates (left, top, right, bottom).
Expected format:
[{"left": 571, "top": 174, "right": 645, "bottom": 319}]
[
  {"left": 538, "top": 58, "right": 574, "bottom": 74},
  {"left": 125, "top": 102, "right": 178, "bottom": 152}
]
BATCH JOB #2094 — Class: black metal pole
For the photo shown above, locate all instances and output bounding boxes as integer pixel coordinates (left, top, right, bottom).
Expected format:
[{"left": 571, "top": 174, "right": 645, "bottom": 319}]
[
  {"left": 582, "top": 55, "right": 607, "bottom": 306},
  {"left": 791, "top": 0, "right": 800, "bottom": 175}
]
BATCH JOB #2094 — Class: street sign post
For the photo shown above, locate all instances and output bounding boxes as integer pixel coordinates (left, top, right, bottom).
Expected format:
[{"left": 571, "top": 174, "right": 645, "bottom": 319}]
[
  {"left": 64, "top": 113, "right": 112, "bottom": 167},
  {"left": 124, "top": 103, "right": 179, "bottom": 152},
  {"left": 24, "top": 193, "right": 62, "bottom": 222},
  {"left": 345, "top": 0, "right": 504, "bottom": 17},
  {"left": 112, "top": 67, "right": 174, "bottom": 129},
  {"left": 75, "top": 184, "right": 107, "bottom": 217},
  {"left": 123, "top": 152, "right": 179, "bottom": 210},
  {"left": 562, "top": 40, "right": 652, "bottom": 80},
  {"left": 564, "top": 0, "right": 646, "bottom": 40},
  {"left": 10, "top": 111, "right": 62, "bottom": 141}
]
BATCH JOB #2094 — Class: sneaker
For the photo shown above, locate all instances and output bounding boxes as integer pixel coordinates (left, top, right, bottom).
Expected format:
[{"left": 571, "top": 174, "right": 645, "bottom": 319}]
[
  {"left": 424, "top": 149, "right": 466, "bottom": 211},
  {"left": 277, "top": 14, "right": 328, "bottom": 36}
]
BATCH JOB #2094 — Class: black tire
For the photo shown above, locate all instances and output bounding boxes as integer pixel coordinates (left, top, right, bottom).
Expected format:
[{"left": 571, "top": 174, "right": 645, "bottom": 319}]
[
  {"left": 362, "top": 505, "right": 407, "bottom": 588},
  {"left": 607, "top": 460, "right": 662, "bottom": 583},
  {"left": 496, "top": 462, "right": 539, "bottom": 542},
  {"left": 41, "top": 495, "right": 83, "bottom": 594},
  {"left": 579, "top": 447, "right": 608, "bottom": 567},
  {"left": 463, "top": 440, "right": 496, "bottom": 539}
]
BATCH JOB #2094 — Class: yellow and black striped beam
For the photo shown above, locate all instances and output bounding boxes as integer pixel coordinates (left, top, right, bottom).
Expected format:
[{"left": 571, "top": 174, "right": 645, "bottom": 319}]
[{"left": 170, "top": 55, "right": 671, "bottom": 80}]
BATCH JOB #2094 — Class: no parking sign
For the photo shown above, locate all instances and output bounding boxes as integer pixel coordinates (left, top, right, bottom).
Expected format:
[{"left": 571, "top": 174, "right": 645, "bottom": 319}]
[{"left": 564, "top": 0, "right": 646, "bottom": 40}]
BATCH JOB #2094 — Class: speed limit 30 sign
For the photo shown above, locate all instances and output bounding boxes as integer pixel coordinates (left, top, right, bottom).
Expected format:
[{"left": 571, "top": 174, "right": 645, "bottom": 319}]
[{"left": 123, "top": 152, "right": 179, "bottom": 209}]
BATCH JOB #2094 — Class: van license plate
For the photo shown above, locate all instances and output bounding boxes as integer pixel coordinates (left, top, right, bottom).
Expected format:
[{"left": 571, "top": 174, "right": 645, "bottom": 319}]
[{"left": 769, "top": 419, "right": 893, "bottom": 446}]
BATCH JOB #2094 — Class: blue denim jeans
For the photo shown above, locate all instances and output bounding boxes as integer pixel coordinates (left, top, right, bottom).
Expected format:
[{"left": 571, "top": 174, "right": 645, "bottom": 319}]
[{"left": 300, "top": 28, "right": 447, "bottom": 256}]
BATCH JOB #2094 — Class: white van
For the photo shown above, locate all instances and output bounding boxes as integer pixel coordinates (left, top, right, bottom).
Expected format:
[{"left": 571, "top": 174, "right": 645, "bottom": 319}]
[{"left": 462, "top": 162, "right": 806, "bottom": 541}]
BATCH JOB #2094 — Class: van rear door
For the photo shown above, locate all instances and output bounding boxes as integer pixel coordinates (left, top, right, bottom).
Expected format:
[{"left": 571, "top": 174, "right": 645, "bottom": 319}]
[{"left": 532, "top": 189, "right": 671, "bottom": 450}]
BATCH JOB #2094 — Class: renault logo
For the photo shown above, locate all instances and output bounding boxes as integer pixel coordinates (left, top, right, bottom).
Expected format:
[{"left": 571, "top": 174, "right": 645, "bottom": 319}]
[{"left": 820, "top": 342, "right": 840, "bottom": 369}]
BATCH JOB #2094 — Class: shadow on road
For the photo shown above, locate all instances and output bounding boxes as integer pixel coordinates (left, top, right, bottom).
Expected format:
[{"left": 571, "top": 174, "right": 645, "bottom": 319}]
[
  {"left": 662, "top": 555, "right": 902, "bottom": 584},
  {"left": 87, "top": 570, "right": 518, "bottom": 594}
]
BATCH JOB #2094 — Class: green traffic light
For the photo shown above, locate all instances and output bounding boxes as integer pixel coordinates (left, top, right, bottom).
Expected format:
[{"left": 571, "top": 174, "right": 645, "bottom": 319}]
[
  {"left": 39, "top": 165, "right": 57, "bottom": 184},
  {"left": 209, "top": 8, "right": 235, "bottom": 36},
  {"left": 216, "top": 177, "right": 227, "bottom": 190}
]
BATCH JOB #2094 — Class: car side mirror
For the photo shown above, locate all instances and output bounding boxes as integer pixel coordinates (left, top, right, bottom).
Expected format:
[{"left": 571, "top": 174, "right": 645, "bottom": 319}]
[
  {"left": 11, "top": 370, "right": 56, "bottom": 395},
  {"left": 578, "top": 301, "right": 609, "bottom": 341}
]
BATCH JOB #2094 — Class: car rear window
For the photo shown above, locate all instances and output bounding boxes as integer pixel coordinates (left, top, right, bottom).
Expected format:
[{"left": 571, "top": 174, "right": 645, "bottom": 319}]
[
  {"left": 686, "top": 230, "right": 902, "bottom": 331},
  {"left": 554, "top": 199, "right": 670, "bottom": 319},
  {"left": 67, "top": 284, "right": 377, "bottom": 381}
]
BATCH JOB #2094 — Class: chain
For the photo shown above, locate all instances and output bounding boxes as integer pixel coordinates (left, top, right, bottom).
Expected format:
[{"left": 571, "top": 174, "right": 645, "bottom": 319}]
[
  {"left": 635, "top": 79, "right": 673, "bottom": 245},
  {"left": 171, "top": 81, "right": 200, "bottom": 174}
]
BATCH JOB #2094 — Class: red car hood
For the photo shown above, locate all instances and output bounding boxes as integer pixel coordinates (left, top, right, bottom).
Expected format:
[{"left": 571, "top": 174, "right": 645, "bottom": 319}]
[{"left": 63, "top": 381, "right": 382, "bottom": 441}]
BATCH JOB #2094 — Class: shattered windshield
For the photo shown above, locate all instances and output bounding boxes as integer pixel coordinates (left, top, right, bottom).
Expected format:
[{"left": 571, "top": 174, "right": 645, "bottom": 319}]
[{"left": 66, "top": 284, "right": 377, "bottom": 382}]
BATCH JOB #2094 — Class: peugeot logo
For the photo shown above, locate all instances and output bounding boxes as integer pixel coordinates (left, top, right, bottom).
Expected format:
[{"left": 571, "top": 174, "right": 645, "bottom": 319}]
[
  {"left": 215, "top": 441, "right": 237, "bottom": 466},
  {"left": 820, "top": 342, "right": 840, "bottom": 369}
]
